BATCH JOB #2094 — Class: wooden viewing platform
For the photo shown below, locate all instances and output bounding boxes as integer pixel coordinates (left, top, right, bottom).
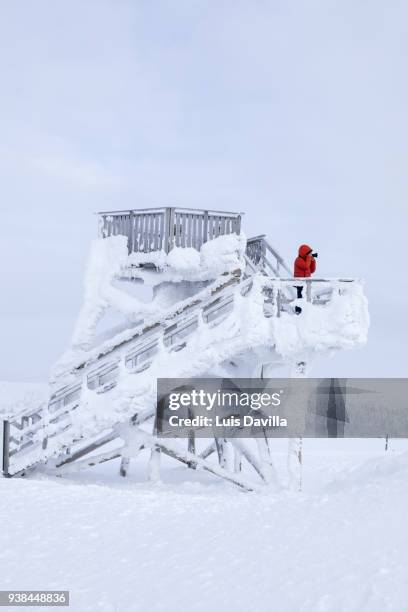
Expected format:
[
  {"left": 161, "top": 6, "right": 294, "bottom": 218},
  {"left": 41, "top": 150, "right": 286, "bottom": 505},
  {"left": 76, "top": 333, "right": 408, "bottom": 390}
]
[
  {"left": 3, "top": 200, "right": 367, "bottom": 484},
  {"left": 98, "top": 207, "right": 243, "bottom": 254}
]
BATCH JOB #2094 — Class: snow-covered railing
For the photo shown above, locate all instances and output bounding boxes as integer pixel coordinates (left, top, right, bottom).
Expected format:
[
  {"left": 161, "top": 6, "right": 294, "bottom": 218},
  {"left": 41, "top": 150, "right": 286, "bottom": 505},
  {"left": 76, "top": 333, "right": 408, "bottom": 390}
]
[
  {"left": 263, "top": 278, "right": 359, "bottom": 317},
  {"left": 98, "top": 207, "right": 243, "bottom": 254},
  {"left": 2, "top": 273, "right": 246, "bottom": 477},
  {"left": 246, "top": 235, "right": 292, "bottom": 277}
]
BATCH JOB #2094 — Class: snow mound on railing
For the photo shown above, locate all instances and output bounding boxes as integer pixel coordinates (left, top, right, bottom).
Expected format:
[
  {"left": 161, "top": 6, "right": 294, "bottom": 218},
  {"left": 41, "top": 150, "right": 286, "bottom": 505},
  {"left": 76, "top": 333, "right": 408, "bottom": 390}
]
[
  {"left": 51, "top": 273, "right": 240, "bottom": 380},
  {"left": 68, "top": 233, "right": 246, "bottom": 353},
  {"left": 273, "top": 280, "right": 369, "bottom": 359},
  {"left": 70, "top": 235, "right": 162, "bottom": 350},
  {"left": 128, "top": 232, "right": 247, "bottom": 283}
]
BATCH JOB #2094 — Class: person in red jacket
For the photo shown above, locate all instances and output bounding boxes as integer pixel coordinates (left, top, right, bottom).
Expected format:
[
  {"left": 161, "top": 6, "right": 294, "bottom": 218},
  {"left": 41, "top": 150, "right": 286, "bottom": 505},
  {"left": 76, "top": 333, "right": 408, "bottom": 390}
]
[
  {"left": 293, "top": 244, "right": 317, "bottom": 313},
  {"left": 294, "top": 244, "right": 317, "bottom": 278}
]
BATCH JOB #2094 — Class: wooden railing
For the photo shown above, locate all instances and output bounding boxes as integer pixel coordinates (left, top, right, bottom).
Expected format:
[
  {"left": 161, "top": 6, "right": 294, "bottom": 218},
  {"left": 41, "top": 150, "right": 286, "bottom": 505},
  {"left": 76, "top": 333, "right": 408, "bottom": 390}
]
[
  {"left": 263, "top": 278, "right": 357, "bottom": 317},
  {"left": 98, "top": 207, "right": 243, "bottom": 254},
  {"left": 245, "top": 235, "right": 292, "bottom": 277}
]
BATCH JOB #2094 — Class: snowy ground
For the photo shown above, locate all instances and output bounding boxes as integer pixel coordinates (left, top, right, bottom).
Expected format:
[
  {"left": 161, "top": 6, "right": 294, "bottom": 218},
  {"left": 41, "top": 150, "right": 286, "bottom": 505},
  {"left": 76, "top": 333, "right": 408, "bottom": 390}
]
[{"left": 1, "top": 439, "right": 408, "bottom": 612}]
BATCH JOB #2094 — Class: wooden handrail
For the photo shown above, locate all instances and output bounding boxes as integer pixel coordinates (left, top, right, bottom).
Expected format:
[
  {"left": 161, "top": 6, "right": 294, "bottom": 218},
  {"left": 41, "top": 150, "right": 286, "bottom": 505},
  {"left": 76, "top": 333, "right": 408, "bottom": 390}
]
[
  {"left": 274, "top": 278, "right": 356, "bottom": 283},
  {"left": 97, "top": 206, "right": 244, "bottom": 216},
  {"left": 246, "top": 235, "right": 292, "bottom": 277},
  {"left": 246, "top": 234, "right": 266, "bottom": 242}
]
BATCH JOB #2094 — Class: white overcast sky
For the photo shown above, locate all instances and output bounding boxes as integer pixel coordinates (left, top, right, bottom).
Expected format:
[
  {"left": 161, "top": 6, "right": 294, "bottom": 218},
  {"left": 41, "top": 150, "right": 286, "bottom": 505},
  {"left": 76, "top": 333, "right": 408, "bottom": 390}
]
[{"left": 0, "top": 1, "right": 407, "bottom": 381}]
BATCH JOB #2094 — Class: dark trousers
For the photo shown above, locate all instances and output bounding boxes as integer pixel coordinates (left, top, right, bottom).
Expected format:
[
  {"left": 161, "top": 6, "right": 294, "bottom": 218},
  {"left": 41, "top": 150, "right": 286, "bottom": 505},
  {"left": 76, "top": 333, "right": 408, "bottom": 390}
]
[{"left": 295, "top": 286, "right": 303, "bottom": 299}]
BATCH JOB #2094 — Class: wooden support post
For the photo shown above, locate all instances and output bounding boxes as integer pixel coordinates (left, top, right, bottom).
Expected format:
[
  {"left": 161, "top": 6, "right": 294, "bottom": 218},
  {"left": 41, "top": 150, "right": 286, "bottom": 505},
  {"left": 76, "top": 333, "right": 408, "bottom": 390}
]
[
  {"left": 276, "top": 288, "right": 281, "bottom": 317},
  {"left": 148, "top": 446, "right": 161, "bottom": 482},
  {"left": 203, "top": 211, "right": 209, "bottom": 245},
  {"left": 261, "top": 238, "right": 266, "bottom": 269},
  {"left": 215, "top": 437, "right": 233, "bottom": 470},
  {"left": 256, "top": 429, "right": 278, "bottom": 486},
  {"left": 158, "top": 212, "right": 165, "bottom": 251},
  {"left": 298, "top": 436, "right": 303, "bottom": 491},
  {"left": 187, "top": 408, "right": 196, "bottom": 469},
  {"left": 164, "top": 207, "right": 176, "bottom": 253},
  {"left": 287, "top": 437, "right": 303, "bottom": 492},
  {"left": 120, "top": 457, "right": 130, "bottom": 477},
  {"left": 2, "top": 420, "right": 10, "bottom": 476},
  {"left": 128, "top": 211, "right": 135, "bottom": 254},
  {"left": 155, "top": 439, "right": 256, "bottom": 491},
  {"left": 187, "top": 431, "right": 196, "bottom": 456},
  {"left": 234, "top": 447, "right": 242, "bottom": 473},
  {"left": 199, "top": 441, "right": 216, "bottom": 460},
  {"left": 230, "top": 439, "right": 266, "bottom": 482},
  {"left": 288, "top": 358, "right": 307, "bottom": 491},
  {"left": 148, "top": 417, "right": 161, "bottom": 483},
  {"left": 306, "top": 280, "right": 312, "bottom": 302},
  {"left": 235, "top": 214, "right": 242, "bottom": 235},
  {"left": 163, "top": 208, "right": 170, "bottom": 253}
]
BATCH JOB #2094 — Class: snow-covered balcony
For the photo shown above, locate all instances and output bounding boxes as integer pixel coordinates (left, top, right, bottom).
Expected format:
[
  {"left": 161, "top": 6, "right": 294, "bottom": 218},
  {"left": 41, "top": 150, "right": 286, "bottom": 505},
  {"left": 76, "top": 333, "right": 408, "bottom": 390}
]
[{"left": 262, "top": 276, "right": 369, "bottom": 361}]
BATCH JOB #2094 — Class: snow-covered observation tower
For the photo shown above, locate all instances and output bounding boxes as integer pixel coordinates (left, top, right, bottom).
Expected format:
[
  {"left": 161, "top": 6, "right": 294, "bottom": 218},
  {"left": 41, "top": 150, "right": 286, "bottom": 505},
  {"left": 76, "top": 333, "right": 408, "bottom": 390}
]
[{"left": 2, "top": 207, "right": 369, "bottom": 489}]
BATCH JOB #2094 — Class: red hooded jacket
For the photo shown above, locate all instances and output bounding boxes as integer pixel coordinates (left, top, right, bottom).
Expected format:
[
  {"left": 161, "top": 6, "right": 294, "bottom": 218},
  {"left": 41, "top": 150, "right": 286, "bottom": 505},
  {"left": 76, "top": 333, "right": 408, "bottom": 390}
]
[{"left": 294, "top": 244, "right": 316, "bottom": 278}]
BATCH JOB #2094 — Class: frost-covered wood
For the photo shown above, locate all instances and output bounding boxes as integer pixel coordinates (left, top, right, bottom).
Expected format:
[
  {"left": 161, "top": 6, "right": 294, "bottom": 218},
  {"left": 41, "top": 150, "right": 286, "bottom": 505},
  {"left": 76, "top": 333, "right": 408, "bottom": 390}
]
[
  {"left": 3, "top": 208, "right": 369, "bottom": 489},
  {"left": 99, "top": 207, "right": 243, "bottom": 254},
  {"left": 3, "top": 273, "right": 368, "bottom": 480}
]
